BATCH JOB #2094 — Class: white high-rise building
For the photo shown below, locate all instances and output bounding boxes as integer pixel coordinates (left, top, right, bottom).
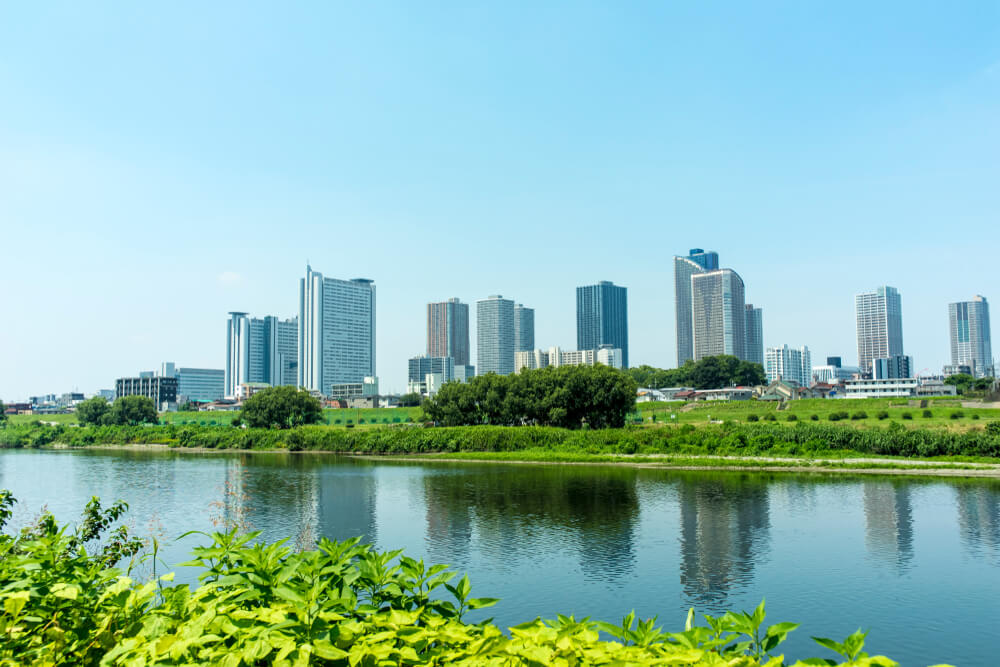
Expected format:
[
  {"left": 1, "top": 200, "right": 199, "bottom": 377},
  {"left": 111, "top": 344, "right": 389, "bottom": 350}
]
[
  {"left": 226, "top": 312, "right": 299, "bottom": 398},
  {"left": 765, "top": 345, "right": 812, "bottom": 386},
  {"left": 673, "top": 249, "right": 719, "bottom": 365},
  {"left": 299, "top": 266, "right": 376, "bottom": 395},
  {"left": 691, "top": 269, "right": 746, "bottom": 361},
  {"left": 949, "top": 296, "right": 993, "bottom": 378},
  {"left": 855, "top": 286, "right": 903, "bottom": 377},
  {"left": 226, "top": 312, "right": 251, "bottom": 398},
  {"left": 514, "top": 304, "right": 535, "bottom": 352},
  {"left": 477, "top": 295, "right": 515, "bottom": 375},
  {"left": 744, "top": 304, "right": 764, "bottom": 366},
  {"left": 515, "top": 346, "right": 624, "bottom": 373}
]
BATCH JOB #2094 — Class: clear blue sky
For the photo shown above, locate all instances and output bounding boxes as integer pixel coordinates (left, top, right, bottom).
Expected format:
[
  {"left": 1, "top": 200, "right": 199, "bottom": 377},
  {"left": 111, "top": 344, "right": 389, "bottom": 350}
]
[{"left": 2, "top": 2, "right": 998, "bottom": 399}]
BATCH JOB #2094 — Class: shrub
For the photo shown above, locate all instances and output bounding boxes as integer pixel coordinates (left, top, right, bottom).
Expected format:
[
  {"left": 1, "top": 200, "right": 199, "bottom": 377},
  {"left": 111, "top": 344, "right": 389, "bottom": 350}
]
[
  {"left": 876, "top": 410, "right": 889, "bottom": 420},
  {"left": 746, "top": 414, "right": 759, "bottom": 422},
  {"left": 786, "top": 414, "right": 798, "bottom": 422},
  {"left": 972, "top": 414, "right": 980, "bottom": 420},
  {"left": 901, "top": 412, "right": 912, "bottom": 420},
  {"left": 950, "top": 411, "right": 964, "bottom": 420},
  {"left": 850, "top": 411, "right": 868, "bottom": 420},
  {"left": 763, "top": 413, "right": 777, "bottom": 422},
  {"left": 828, "top": 413, "right": 841, "bottom": 422},
  {"left": 923, "top": 409, "right": 933, "bottom": 418},
  {"left": 810, "top": 414, "right": 819, "bottom": 421}
]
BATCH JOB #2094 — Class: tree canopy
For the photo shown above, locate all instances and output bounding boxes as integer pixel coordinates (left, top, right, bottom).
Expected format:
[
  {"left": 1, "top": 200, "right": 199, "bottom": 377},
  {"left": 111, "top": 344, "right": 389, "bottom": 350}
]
[
  {"left": 76, "top": 397, "right": 111, "bottom": 425},
  {"left": 0, "top": 400, "right": 6, "bottom": 425},
  {"left": 628, "top": 356, "right": 766, "bottom": 390},
  {"left": 239, "top": 386, "right": 323, "bottom": 429},
  {"left": 423, "top": 364, "right": 637, "bottom": 429},
  {"left": 398, "top": 392, "right": 423, "bottom": 407},
  {"left": 76, "top": 396, "right": 158, "bottom": 426}
]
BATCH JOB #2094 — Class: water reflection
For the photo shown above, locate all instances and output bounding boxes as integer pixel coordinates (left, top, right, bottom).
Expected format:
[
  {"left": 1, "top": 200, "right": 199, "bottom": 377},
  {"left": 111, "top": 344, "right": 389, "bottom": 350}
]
[
  {"left": 956, "top": 482, "right": 1000, "bottom": 564},
  {"left": 863, "top": 481, "right": 913, "bottom": 570},
  {"left": 676, "top": 472, "right": 771, "bottom": 606},
  {"left": 421, "top": 465, "right": 639, "bottom": 578}
]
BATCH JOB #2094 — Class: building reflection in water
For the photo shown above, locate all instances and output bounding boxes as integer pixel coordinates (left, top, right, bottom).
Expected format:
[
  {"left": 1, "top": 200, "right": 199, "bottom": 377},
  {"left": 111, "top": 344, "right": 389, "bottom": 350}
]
[
  {"left": 317, "top": 464, "right": 378, "bottom": 545},
  {"left": 956, "top": 482, "right": 1000, "bottom": 564},
  {"left": 677, "top": 472, "right": 770, "bottom": 607},
  {"left": 421, "top": 466, "right": 639, "bottom": 578},
  {"left": 862, "top": 480, "right": 913, "bottom": 570}
]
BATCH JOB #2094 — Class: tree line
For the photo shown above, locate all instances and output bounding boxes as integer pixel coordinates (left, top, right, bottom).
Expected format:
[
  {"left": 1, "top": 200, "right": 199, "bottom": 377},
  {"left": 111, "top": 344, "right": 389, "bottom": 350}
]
[
  {"left": 627, "top": 355, "right": 766, "bottom": 390},
  {"left": 422, "top": 364, "right": 637, "bottom": 429}
]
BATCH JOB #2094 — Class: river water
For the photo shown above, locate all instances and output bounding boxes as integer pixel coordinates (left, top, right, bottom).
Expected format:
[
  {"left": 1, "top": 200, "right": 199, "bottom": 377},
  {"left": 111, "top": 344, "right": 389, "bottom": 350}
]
[{"left": 2, "top": 448, "right": 998, "bottom": 665}]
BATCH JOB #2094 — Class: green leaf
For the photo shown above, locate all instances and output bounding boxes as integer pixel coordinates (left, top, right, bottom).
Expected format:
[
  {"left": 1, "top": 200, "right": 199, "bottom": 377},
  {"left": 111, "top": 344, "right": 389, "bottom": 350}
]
[{"left": 468, "top": 597, "right": 499, "bottom": 610}]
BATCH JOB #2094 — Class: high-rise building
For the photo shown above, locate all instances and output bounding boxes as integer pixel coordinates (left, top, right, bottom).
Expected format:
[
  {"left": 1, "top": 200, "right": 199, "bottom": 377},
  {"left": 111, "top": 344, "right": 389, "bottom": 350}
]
[
  {"left": 949, "top": 296, "right": 992, "bottom": 377},
  {"left": 427, "top": 298, "right": 470, "bottom": 366},
  {"left": 576, "top": 281, "right": 629, "bottom": 368},
  {"left": 476, "top": 295, "right": 515, "bottom": 375},
  {"left": 691, "top": 269, "right": 746, "bottom": 361},
  {"left": 744, "top": 304, "right": 763, "bottom": 367},
  {"left": 514, "top": 304, "right": 535, "bottom": 353},
  {"left": 674, "top": 249, "right": 719, "bottom": 366},
  {"left": 299, "top": 266, "right": 376, "bottom": 395},
  {"left": 515, "top": 346, "right": 623, "bottom": 373},
  {"left": 177, "top": 368, "right": 225, "bottom": 403},
  {"left": 225, "top": 312, "right": 298, "bottom": 397},
  {"left": 764, "top": 345, "right": 812, "bottom": 386},
  {"left": 873, "top": 355, "right": 913, "bottom": 380},
  {"left": 408, "top": 356, "right": 455, "bottom": 384},
  {"left": 855, "top": 286, "right": 903, "bottom": 377}
]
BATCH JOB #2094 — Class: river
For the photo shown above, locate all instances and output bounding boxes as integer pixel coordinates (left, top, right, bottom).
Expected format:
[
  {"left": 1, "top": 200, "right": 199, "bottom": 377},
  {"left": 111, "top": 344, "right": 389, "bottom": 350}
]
[{"left": 2, "top": 448, "right": 998, "bottom": 665}]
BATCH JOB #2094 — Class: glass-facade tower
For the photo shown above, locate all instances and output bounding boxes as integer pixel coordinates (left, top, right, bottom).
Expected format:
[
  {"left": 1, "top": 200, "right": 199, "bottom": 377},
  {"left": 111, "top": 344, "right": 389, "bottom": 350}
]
[
  {"left": 691, "top": 269, "right": 746, "bottom": 362},
  {"left": 514, "top": 304, "right": 535, "bottom": 353},
  {"left": 427, "top": 298, "right": 470, "bottom": 366},
  {"left": 674, "top": 249, "right": 719, "bottom": 366},
  {"left": 949, "top": 296, "right": 992, "bottom": 377},
  {"left": 477, "top": 295, "right": 515, "bottom": 376},
  {"left": 576, "top": 281, "right": 629, "bottom": 369},
  {"left": 855, "top": 286, "right": 903, "bottom": 377}
]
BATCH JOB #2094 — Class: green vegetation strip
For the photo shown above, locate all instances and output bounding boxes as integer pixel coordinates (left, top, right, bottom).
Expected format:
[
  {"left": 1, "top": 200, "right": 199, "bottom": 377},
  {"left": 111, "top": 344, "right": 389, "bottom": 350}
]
[{"left": 1, "top": 490, "right": 907, "bottom": 666}]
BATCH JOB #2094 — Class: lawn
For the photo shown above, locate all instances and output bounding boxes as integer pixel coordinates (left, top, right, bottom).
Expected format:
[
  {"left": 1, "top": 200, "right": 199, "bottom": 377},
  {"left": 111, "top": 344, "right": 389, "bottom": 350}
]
[
  {"left": 633, "top": 396, "right": 998, "bottom": 430},
  {"left": 159, "top": 406, "right": 425, "bottom": 427}
]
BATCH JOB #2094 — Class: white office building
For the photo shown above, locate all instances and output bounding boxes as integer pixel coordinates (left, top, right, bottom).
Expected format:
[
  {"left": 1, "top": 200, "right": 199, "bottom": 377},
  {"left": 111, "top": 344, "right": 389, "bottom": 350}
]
[
  {"left": 691, "top": 269, "right": 746, "bottom": 361},
  {"left": 514, "top": 346, "right": 623, "bottom": 373},
  {"left": 226, "top": 312, "right": 298, "bottom": 398},
  {"left": 299, "top": 266, "right": 376, "bottom": 395},
  {"left": 764, "top": 345, "right": 811, "bottom": 386}
]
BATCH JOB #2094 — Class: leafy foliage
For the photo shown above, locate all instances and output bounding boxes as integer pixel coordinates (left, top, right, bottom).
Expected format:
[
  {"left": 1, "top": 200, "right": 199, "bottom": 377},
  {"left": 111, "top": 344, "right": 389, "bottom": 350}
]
[
  {"left": 398, "top": 392, "right": 423, "bottom": 408},
  {"left": 423, "top": 364, "right": 638, "bottom": 429},
  {"left": 0, "top": 400, "right": 6, "bottom": 425},
  {"left": 240, "top": 386, "right": 324, "bottom": 429},
  {"left": 0, "top": 491, "right": 906, "bottom": 666},
  {"left": 111, "top": 396, "right": 159, "bottom": 425},
  {"left": 76, "top": 396, "right": 111, "bottom": 425},
  {"left": 629, "top": 356, "right": 766, "bottom": 390}
]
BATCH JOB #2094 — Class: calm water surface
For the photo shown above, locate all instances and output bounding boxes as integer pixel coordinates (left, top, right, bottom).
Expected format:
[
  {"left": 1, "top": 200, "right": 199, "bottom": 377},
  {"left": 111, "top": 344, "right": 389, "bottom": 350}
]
[{"left": 3, "top": 449, "right": 999, "bottom": 666}]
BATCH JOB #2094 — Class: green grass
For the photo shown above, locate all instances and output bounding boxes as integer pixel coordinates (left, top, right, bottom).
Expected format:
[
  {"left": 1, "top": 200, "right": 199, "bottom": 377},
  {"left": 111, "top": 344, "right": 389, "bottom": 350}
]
[
  {"left": 7, "top": 413, "right": 79, "bottom": 426},
  {"left": 633, "top": 397, "right": 995, "bottom": 430},
  {"left": 158, "top": 406, "right": 426, "bottom": 427}
]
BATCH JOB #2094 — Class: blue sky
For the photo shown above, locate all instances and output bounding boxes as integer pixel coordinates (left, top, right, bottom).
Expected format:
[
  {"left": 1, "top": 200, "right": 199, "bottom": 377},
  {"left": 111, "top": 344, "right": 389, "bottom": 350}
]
[{"left": 2, "top": 1, "right": 998, "bottom": 398}]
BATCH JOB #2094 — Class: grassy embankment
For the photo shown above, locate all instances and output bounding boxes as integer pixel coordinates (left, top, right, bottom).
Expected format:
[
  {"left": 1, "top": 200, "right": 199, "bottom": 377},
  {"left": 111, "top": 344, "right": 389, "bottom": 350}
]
[
  {"left": 9, "top": 406, "right": 426, "bottom": 428},
  {"left": 634, "top": 396, "right": 998, "bottom": 430}
]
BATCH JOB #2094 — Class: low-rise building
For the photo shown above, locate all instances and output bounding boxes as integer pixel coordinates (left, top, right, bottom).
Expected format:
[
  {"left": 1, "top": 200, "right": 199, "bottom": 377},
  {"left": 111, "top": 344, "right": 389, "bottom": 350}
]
[
  {"left": 811, "top": 364, "right": 860, "bottom": 384},
  {"left": 692, "top": 387, "right": 754, "bottom": 401},
  {"left": 873, "top": 355, "right": 913, "bottom": 380},
  {"left": 177, "top": 368, "right": 225, "bottom": 403},
  {"left": 236, "top": 382, "right": 271, "bottom": 401},
  {"left": 942, "top": 364, "right": 973, "bottom": 377},
  {"left": 329, "top": 377, "right": 379, "bottom": 402},
  {"left": 115, "top": 376, "right": 178, "bottom": 411},
  {"left": 514, "top": 346, "right": 623, "bottom": 373},
  {"left": 841, "top": 377, "right": 939, "bottom": 398}
]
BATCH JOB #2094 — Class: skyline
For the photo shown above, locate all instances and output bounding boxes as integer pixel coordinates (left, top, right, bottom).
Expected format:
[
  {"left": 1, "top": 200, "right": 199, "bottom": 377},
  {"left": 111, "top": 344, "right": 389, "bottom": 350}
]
[{"left": 2, "top": 2, "right": 999, "bottom": 398}]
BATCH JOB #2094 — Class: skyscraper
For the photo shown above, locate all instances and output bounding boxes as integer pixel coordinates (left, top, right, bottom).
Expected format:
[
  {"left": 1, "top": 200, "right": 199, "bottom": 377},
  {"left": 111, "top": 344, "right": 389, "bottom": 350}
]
[
  {"left": 225, "top": 312, "right": 299, "bottom": 397},
  {"left": 855, "top": 286, "right": 903, "bottom": 377},
  {"left": 744, "top": 304, "right": 763, "bottom": 367},
  {"left": 764, "top": 345, "right": 811, "bottom": 385},
  {"left": 514, "top": 304, "right": 535, "bottom": 353},
  {"left": 476, "top": 295, "right": 515, "bottom": 375},
  {"left": 576, "top": 281, "right": 629, "bottom": 368},
  {"left": 674, "top": 249, "right": 719, "bottom": 366},
  {"left": 299, "top": 266, "right": 376, "bottom": 395},
  {"left": 427, "top": 298, "right": 470, "bottom": 366},
  {"left": 949, "top": 296, "right": 993, "bottom": 377},
  {"left": 691, "top": 269, "right": 746, "bottom": 361}
]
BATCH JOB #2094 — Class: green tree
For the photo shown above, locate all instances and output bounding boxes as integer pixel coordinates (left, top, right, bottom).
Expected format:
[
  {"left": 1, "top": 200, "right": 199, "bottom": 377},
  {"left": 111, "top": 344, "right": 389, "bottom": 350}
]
[
  {"left": 0, "top": 400, "right": 6, "bottom": 425},
  {"left": 75, "top": 396, "right": 111, "bottom": 426},
  {"left": 108, "top": 396, "right": 159, "bottom": 426},
  {"left": 944, "top": 373, "right": 975, "bottom": 395},
  {"left": 240, "top": 385, "right": 323, "bottom": 429},
  {"left": 398, "top": 392, "right": 423, "bottom": 407}
]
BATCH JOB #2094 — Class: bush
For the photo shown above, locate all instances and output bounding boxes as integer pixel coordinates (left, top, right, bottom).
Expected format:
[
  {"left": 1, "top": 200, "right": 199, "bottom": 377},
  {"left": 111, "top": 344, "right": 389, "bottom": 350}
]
[
  {"left": 828, "top": 413, "right": 841, "bottom": 422},
  {"left": 972, "top": 414, "right": 980, "bottom": 420},
  {"left": 810, "top": 414, "right": 819, "bottom": 421},
  {"left": 0, "top": 490, "right": 902, "bottom": 667},
  {"left": 850, "top": 411, "right": 868, "bottom": 420},
  {"left": 950, "top": 410, "right": 964, "bottom": 420},
  {"left": 876, "top": 410, "right": 890, "bottom": 420},
  {"left": 923, "top": 409, "right": 933, "bottom": 418},
  {"left": 786, "top": 414, "right": 798, "bottom": 422},
  {"left": 746, "top": 414, "right": 759, "bottom": 422},
  {"left": 763, "top": 413, "right": 777, "bottom": 422},
  {"left": 901, "top": 412, "right": 912, "bottom": 420}
]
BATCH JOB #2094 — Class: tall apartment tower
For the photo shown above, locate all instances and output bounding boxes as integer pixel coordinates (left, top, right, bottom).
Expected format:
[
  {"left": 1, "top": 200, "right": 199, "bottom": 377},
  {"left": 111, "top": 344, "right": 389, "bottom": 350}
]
[
  {"left": 426, "top": 298, "right": 470, "bottom": 366},
  {"left": 476, "top": 295, "right": 515, "bottom": 376},
  {"left": 691, "top": 269, "right": 746, "bottom": 361},
  {"left": 514, "top": 304, "right": 535, "bottom": 353},
  {"left": 225, "top": 312, "right": 299, "bottom": 397},
  {"left": 299, "top": 266, "right": 376, "bottom": 395},
  {"left": 674, "top": 249, "right": 719, "bottom": 366},
  {"left": 949, "top": 296, "right": 992, "bottom": 377},
  {"left": 855, "top": 286, "right": 903, "bottom": 377},
  {"left": 576, "top": 281, "right": 629, "bottom": 369},
  {"left": 744, "top": 304, "right": 764, "bottom": 367},
  {"left": 765, "top": 345, "right": 811, "bottom": 386}
]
